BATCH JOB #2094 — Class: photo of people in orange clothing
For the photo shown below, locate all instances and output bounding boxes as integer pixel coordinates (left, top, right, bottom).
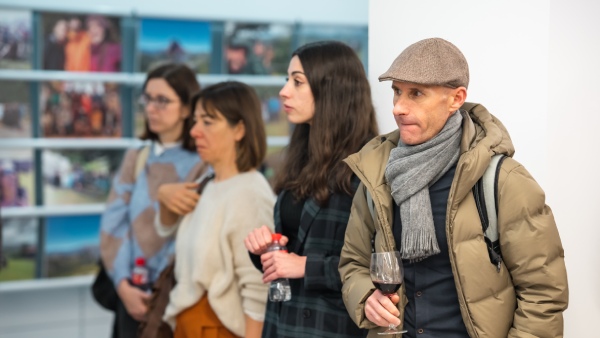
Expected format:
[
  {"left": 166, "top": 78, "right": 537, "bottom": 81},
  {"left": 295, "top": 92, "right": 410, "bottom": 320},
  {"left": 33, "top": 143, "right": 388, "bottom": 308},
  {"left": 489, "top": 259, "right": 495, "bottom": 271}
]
[
  {"left": 40, "top": 81, "right": 122, "bottom": 138},
  {"left": 41, "top": 13, "right": 121, "bottom": 72}
]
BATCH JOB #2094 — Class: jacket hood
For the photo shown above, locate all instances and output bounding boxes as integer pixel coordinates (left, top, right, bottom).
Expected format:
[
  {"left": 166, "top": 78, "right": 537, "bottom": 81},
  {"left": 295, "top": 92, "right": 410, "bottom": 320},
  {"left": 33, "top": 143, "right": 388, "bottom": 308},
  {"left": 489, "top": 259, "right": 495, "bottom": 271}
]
[{"left": 344, "top": 102, "right": 515, "bottom": 205}]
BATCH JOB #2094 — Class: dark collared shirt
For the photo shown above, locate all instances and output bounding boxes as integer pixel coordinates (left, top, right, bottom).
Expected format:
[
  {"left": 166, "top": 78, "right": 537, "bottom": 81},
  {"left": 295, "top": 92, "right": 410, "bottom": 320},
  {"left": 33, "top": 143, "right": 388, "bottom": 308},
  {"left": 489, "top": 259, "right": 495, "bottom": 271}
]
[{"left": 392, "top": 164, "right": 469, "bottom": 337}]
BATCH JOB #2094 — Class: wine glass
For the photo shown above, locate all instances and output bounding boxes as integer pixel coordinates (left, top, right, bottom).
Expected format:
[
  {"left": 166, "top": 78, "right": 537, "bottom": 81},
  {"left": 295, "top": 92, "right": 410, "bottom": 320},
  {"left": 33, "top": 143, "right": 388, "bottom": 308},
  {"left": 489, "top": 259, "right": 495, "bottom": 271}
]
[{"left": 370, "top": 251, "right": 407, "bottom": 335}]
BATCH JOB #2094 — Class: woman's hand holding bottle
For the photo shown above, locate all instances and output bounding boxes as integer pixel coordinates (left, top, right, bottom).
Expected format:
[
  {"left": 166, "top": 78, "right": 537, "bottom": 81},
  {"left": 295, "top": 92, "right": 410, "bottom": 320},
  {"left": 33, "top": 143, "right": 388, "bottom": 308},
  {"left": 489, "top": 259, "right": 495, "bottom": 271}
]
[{"left": 244, "top": 225, "right": 287, "bottom": 255}]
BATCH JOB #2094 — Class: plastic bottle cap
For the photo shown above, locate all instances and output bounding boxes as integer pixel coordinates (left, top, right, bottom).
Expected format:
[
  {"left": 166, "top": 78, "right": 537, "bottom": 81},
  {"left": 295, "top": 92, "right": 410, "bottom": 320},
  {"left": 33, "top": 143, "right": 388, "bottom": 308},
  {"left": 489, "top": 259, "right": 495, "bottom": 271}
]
[
  {"left": 135, "top": 257, "right": 145, "bottom": 266},
  {"left": 271, "top": 233, "right": 282, "bottom": 241}
]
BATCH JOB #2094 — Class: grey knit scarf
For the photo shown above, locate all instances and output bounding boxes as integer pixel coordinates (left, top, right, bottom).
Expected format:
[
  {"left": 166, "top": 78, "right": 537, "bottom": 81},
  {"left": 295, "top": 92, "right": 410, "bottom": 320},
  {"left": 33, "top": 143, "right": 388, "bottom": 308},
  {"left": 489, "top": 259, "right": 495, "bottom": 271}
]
[{"left": 385, "top": 111, "right": 463, "bottom": 262}]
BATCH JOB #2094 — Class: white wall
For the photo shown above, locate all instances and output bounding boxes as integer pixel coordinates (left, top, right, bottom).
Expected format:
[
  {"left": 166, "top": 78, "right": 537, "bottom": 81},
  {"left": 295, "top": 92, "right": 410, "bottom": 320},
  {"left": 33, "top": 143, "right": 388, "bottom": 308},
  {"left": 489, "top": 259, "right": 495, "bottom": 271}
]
[
  {"left": 547, "top": 0, "right": 600, "bottom": 334},
  {"left": 369, "top": 1, "right": 600, "bottom": 336}
]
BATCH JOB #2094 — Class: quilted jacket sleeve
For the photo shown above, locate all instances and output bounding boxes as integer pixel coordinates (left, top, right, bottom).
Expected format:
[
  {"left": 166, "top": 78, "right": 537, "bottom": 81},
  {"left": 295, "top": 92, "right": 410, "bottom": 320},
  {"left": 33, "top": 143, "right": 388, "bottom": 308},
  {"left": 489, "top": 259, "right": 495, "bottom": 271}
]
[
  {"left": 339, "top": 183, "right": 379, "bottom": 330},
  {"left": 499, "top": 159, "right": 568, "bottom": 338}
]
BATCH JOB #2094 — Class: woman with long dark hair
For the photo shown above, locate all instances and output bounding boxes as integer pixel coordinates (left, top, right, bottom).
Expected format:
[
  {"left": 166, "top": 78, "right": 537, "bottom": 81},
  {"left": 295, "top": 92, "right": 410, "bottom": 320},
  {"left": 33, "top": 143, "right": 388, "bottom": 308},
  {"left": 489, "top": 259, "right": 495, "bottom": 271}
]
[{"left": 244, "top": 41, "right": 378, "bottom": 337}]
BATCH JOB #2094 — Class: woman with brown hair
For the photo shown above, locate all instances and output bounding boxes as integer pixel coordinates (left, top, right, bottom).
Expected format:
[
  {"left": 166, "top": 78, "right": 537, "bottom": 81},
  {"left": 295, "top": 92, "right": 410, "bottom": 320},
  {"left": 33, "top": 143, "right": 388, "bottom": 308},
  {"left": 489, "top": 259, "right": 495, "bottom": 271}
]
[
  {"left": 99, "top": 63, "right": 204, "bottom": 338},
  {"left": 156, "top": 81, "right": 274, "bottom": 338},
  {"left": 244, "top": 41, "right": 378, "bottom": 337}
]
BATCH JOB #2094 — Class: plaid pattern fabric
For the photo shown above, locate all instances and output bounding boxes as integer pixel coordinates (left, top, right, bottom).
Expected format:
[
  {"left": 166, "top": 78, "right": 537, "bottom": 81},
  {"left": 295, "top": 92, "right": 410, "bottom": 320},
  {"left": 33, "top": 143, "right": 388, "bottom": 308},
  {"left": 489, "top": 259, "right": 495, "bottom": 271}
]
[{"left": 257, "top": 177, "right": 367, "bottom": 338}]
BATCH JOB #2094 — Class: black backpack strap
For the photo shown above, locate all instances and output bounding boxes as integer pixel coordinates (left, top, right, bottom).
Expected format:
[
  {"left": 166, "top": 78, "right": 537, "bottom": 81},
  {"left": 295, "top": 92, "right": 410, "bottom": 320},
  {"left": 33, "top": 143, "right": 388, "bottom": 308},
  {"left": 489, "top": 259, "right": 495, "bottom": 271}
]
[{"left": 473, "top": 154, "right": 507, "bottom": 272}]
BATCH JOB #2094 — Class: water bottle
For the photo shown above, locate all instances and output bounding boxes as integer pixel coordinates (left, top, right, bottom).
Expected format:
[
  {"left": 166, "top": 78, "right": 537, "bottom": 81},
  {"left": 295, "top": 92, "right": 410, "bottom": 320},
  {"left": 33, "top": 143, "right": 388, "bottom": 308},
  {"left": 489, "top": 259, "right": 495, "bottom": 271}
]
[
  {"left": 131, "top": 256, "right": 150, "bottom": 292},
  {"left": 267, "top": 233, "right": 292, "bottom": 302}
]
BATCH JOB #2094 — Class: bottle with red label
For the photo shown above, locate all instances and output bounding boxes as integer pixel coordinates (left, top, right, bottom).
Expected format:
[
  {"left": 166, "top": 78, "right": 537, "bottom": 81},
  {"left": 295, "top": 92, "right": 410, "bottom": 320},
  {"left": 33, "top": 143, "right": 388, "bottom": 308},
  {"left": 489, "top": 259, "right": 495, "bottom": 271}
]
[
  {"left": 131, "top": 256, "right": 150, "bottom": 291},
  {"left": 267, "top": 233, "right": 291, "bottom": 302}
]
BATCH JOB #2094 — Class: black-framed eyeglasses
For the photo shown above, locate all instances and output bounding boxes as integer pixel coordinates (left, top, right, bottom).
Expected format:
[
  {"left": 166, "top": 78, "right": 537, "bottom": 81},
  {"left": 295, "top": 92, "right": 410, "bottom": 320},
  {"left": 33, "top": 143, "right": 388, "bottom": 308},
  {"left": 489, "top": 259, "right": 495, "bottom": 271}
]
[{"left": 138, "top": 94, "right": 179, "bottom": 110}]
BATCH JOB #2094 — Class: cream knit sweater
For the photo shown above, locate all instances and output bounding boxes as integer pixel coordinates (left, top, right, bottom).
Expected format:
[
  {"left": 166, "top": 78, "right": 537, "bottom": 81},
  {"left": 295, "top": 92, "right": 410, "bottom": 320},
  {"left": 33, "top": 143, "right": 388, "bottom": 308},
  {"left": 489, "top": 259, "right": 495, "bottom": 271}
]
[{"left": 155, "top": 171, "right": 275, "bottom": 336}]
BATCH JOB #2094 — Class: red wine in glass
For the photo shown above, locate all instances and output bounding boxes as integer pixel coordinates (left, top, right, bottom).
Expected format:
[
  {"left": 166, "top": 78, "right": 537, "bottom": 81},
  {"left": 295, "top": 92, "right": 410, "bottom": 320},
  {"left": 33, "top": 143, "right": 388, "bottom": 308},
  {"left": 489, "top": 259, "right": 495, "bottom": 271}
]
[
  {"left": 370, "top": 251, "right": 407, "bottom": 335},
  {"left": 373, "top": 281, "right": 402, "bottom": 295}
]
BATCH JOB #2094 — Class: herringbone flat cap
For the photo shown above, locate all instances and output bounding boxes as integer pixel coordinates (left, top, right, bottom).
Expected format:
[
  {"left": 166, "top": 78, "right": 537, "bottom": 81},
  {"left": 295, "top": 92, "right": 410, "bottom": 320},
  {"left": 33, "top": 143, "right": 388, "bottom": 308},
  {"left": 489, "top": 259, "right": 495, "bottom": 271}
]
[{"left": 379, "top": 38, "right": 469, "bottom": 88}]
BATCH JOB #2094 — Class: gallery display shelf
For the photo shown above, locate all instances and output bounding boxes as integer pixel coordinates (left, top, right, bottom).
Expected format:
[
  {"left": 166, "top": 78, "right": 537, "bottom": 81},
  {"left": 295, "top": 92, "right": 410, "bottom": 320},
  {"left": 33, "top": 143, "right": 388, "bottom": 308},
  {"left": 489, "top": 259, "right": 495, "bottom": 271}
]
[
  {"left": 0, "top": 137, "right": 289, "bottom": 149},
  {"left": 1, "top": 204, "right": 106, "bottom": 218},
  {"left": 0, "top": 70, "right": 287, "bottom": 87},
  {"left": 0, "top": 274, "right": 94, "bottom": 293},
  {"left": 0, "top": 138, "right": 143, "bottom": 149}
]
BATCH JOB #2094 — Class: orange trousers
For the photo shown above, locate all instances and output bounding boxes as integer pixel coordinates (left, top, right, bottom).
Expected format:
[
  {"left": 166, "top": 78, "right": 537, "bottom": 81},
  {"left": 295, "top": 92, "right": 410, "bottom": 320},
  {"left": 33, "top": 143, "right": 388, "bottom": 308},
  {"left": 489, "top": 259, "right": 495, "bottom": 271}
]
[{"left": 174, "top": 296, "right": 238, "bottom": 338}]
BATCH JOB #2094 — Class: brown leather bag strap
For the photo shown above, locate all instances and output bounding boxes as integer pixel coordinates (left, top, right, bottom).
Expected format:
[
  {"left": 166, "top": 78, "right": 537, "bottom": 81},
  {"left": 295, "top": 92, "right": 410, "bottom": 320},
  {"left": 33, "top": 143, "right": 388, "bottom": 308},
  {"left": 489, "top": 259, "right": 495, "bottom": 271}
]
[{"left": 139, "top": 259, "right": 176, "bottom": 338}]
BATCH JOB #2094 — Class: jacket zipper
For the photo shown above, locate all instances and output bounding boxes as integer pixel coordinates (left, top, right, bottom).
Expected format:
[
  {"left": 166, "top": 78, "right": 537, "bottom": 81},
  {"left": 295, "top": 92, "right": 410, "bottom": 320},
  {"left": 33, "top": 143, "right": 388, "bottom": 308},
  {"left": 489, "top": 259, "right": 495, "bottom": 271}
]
[{"left": 446, "top": 157, "right": 477, "bottom": 338}]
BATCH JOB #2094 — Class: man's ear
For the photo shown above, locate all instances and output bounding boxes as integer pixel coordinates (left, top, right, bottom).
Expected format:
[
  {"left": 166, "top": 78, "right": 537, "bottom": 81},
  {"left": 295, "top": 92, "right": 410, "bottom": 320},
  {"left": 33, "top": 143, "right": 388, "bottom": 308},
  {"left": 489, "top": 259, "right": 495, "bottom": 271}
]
[{"left": 449, "top": 87, "right": 467, "bottom": 112}]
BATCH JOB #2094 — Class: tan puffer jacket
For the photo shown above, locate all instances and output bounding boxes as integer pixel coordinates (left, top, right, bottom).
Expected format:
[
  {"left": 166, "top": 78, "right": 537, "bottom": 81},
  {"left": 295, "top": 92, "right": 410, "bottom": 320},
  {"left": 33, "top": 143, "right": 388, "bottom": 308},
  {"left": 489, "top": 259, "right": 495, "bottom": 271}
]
[{"left": 339, "top": 102, "right": 568, "bottom": 338}]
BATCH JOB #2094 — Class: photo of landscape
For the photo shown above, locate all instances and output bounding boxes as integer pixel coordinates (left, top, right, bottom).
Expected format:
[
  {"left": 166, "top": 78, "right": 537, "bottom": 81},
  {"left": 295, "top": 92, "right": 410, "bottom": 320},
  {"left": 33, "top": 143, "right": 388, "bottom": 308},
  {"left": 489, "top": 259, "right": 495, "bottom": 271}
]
[
  {"left": 0, "top": 218, "right": 38, "bottom": 282},
  {"left": 138, "top": 18, "right": 212, "bottom": 73},
  {"left": 44, "top": 214, "right": 101, "bottom": 278}
]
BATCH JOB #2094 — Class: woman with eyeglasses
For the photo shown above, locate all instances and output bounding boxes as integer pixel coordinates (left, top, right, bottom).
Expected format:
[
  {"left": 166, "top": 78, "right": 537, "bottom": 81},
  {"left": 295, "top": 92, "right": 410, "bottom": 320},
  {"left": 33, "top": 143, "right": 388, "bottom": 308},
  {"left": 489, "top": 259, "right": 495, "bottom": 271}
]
[{"left": 99, "top": 63, "right": 206, "bottom": 338}]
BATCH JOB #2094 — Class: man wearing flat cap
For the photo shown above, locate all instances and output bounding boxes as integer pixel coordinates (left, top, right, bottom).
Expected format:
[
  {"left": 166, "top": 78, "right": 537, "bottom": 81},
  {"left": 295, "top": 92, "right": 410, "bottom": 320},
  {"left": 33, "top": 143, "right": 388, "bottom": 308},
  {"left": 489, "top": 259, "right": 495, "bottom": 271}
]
[{"left": 339, "top": 38, "right": 568, "bottom": 337}]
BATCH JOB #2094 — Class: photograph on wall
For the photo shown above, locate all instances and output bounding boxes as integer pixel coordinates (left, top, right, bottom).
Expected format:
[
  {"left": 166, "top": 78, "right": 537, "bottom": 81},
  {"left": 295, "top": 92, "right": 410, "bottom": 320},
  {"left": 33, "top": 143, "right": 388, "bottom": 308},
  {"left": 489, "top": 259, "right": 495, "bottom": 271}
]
[
  {"left": 40, "top": 81, "right": 122, "bottom": 138},
  {"left": 296, "top": 24, "right": 368, "bottom": 66},
  {"left": 0, "top": 81, "right": 31, "bottom": 138},
  {"left": 40, "top": 12, "right": 121, "bottom": 72},
  {"left": 252, "top": 85, "right": 286, "bottom": 187},
  {"left": 0, "top": 217, "right": 38, "bottom": 281},
  {"left": 42, "top": 149, "right": 123, "bottom": 206},
  {"left": 260, "top": 145, "right": 285, "bottom": 188},
  {"left": 253, "top": 85, "right": 289, "bottom": 137},
  {"left": 0, "top": 9, "right": 32, "bottom": 69},
  {"left": 224, "top": 22, "right": 292, "bottom": 75},
  {"left": 0, "top": 149, "right": 35, "bottom": 207},
  {"left": 44, "top": 214, "right": 100, "bottom": 277},
  {"left": 138, "top": 18, "right": 212, "bottom": 73},
  {"left": 132, "top": 85, "right": 146, "bottom": 138}
]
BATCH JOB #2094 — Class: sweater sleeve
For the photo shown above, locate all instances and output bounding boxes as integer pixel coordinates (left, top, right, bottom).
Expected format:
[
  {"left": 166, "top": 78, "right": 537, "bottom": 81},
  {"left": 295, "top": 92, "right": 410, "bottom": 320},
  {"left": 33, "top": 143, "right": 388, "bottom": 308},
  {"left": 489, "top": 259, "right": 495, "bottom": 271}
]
[
  {"left": 499, "top": 161, "right": 568, "bottom": 338},
  {"left": 153, "top": 210, "right": 181, "bottom": 238},
  {"left": 99, "top": 149, "right": 138, "bottom": 286},
  {"left": 225, "top": 179, "right": 275, "bottom": 321}
]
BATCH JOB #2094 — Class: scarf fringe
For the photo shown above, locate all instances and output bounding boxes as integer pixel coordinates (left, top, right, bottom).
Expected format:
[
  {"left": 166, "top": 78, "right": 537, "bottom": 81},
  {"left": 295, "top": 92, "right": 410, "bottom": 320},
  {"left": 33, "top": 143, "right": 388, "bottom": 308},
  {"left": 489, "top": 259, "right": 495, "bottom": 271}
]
[{"left": 401, "top": 228, "right": 441, "bottom": 261}]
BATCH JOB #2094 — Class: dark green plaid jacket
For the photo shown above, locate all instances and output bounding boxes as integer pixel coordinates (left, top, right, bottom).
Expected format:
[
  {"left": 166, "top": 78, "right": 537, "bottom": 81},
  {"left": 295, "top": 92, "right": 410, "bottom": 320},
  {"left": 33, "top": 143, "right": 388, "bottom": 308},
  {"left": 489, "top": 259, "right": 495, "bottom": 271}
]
[{"left": 251, "top": 177, "right": 367, "bottom": 338}]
